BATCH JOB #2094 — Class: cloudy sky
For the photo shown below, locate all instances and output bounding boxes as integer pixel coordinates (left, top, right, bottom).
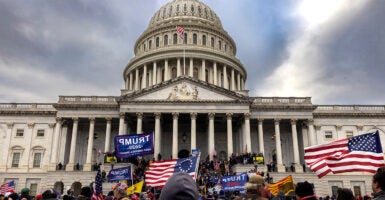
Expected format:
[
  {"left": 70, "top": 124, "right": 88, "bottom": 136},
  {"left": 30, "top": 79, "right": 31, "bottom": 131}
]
[{"left": 0, "top": 0, "right": 384, "bottom": 104}]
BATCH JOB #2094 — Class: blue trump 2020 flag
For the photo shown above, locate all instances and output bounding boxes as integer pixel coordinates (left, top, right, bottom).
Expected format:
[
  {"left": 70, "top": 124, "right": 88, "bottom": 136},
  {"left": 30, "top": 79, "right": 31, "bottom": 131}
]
[{"left": 114, "top": 132, "right": 154, "bottom": 158}]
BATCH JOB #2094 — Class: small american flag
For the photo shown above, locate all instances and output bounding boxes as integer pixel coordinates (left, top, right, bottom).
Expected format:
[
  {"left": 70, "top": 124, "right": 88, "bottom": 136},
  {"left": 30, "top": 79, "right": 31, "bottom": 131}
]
[
  {"left": 145, "top": 156, "right": 198, "bottom": 188},
  {"left": 304, "top": 131, "right": 385, "bottom": 178},
  {"left": 1, "top": 180, "right": 15, "bottom": 195},
  {"left": 91, "top": 170, "right": 103, "bottom": 200},
  {"left": 176, "top": 26, "right": 184, "bottom": 39}
]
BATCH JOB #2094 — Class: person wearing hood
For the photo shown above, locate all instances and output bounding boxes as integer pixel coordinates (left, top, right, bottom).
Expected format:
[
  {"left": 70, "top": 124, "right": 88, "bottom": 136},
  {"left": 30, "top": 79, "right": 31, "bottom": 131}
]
[
  {"left": 372, "top": 167, "right": 385, "bottom": 200},
  {"left": 159, "top": 172, "right": 200, "bottom": 200}
]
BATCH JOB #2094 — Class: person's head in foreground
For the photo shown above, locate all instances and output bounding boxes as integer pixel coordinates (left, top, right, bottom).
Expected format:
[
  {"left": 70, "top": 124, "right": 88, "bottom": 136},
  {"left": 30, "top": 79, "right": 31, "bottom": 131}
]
[
  {"left": 295, "top": 181, "right": 317, "bottom": 200},
  {"left": 112, "top": 182, "right": 129, "bottom": 200},
  {"left": 159, "top": 172, "right": 199, "bottom": 200},
  {"left": 336, "top": 188, "right": 354, "bottom": 200},
  {"left": 372, "top": 166, "right": 385, "bottom": 199}
]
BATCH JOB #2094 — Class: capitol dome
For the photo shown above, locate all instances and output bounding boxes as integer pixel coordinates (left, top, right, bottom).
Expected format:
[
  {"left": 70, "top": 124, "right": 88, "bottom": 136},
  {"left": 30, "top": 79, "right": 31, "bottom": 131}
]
[
  {"left": 122, "top": 0, "right": 247, "bottom": 95},
  {"left": 148, "top": 0, "right": 223, "bottom": 30}
]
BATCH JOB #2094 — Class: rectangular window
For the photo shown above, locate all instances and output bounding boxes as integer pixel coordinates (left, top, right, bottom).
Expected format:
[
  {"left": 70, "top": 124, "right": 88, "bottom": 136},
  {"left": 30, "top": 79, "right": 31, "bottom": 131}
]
[
  {"left": 353, "top": 186, "right": 361, "bottom": 197},
  {"left": 16, "top": 129, "right": 24, "bottom": 137},
  {"left": 12, "top": 152, "right": 21, "bottom": 168},
  {"left": 30, "top": 183, "right": 38, "bottom": 196},
  {"left": 37, "top": 130, "right": 45, "bottom": 137},
  {"left": 331, "top": 186, "right": 339, "bottom": 197},
  {"left": 33, "top": 153, "right": 42, "bottom": 168},
  {"left": 346, "top": 131, "right": 353, "bottom": 138},
  {"left": 325, "top": 131, "right": 333, "bottom": 139}
]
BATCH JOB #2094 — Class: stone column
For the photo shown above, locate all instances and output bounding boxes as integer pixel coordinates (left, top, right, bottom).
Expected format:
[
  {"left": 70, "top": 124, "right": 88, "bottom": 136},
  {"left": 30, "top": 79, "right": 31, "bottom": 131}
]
[
  {"left": 142, "top": 64, "right": 147, "bottom": 89},
  {"left": 172, "top": 112, "right": 179, "bottom": 159},
  {"left": 154, "top": 113, "right": 161, "bottom": 159},
  {"left": 308, "top": 119, "right": 316, "bottom": 146},
  {"left": 213, "top": 62, "right": 217, "bottom": 85},
  {"left": 152, "top": 62, "right": 157, "bottom": 85},
  {"left": 118, "top": 112, "right": 125, "bottom": 135},
  {"left": 104, "top": 117, "right": 112, "bottom": 153},
  {"left": 190, "top": 112, "right": 197, "bottom": 150},
  {"left": 176, "top": 58, "right": 182, "bottom": 77},
  {"left": 291, "top": 119, "right": 302, "bottom": 172},
  {"left": 189, "top": 58, "right": 193, "bottom": 77},
  {"left": 223, "top": 65, "right": 228, "bottom": 89},
  {"left": 226, "top": 113, "right": 233, "bottom": 158},
  {"left": 84, "top": 117, "right": 95, "bottom": 171},
  {"left": 129, "top": 73, "right": 133, "bottom": 90},
  {"left": 164, "top": 59, "right": 169, "bottom": 81},
  {"left": 49, "top": 117, "right": 62, "bottom": 171},
  {"left": 26, "top": 123, "right": 35, "bottom": 169},
  {"left": 0, "top": 123, "right": 13, "bottom": 171},
  {"left": 67, "top": 117, "right": 79, "bottom": 171},
  {"left": 208, "top": 113, "right": 215, "bottom": 160},
  {"left": 244, "top": 113, "right": 251, "bottom": 153},
  {"left": 274, "top": 119, "right": 285, "bottom": 172},
  {"left": 136, "top": 112, "right": 143, "bottom": 134},
  {"left": 135, "top": 68, "right": 139, "bottom": 91},
  {"left": 237, "top": 73, "right": 241, "bottom": 90},
  {"left": 201, "top": 60, "right": 206, "bottom": 81},
  {"left": 257, "top": 119, "right": 265, "bottom": 155},
  {"left": 231, "top": 69, "right": 235, "bottom": 90}
]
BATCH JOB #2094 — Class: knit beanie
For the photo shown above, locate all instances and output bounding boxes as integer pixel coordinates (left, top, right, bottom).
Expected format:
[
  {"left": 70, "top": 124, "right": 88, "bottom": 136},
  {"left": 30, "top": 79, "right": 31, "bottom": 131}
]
[{"left": 159, "top": 172, "right": 199, "bottom": 200}]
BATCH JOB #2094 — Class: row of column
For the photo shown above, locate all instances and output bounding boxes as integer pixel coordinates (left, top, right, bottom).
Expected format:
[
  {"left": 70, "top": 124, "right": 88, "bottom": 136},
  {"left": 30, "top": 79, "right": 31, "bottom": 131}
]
[
  {"left": 50, "top": 114, "right": 317, "bottom": 172},
  {"left": 127, "top": 58, "right": 245, "bottom": 91}
]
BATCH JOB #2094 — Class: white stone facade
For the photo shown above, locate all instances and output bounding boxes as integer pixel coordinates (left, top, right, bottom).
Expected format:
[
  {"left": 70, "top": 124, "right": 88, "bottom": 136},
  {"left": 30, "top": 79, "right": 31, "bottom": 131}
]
[{"left": 0, "top": 0, "right": 384, "bottom": 197}]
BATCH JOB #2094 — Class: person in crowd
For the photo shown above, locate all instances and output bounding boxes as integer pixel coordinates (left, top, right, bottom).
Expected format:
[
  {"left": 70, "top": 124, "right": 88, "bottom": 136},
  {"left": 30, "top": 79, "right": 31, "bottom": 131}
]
[
  {"left": 159, "top": 172, "right": 200, "bottom": 200},
  {"left": 236, "top": 174, "right": 268, "bottom": 200},
  {"left": 112, "top": 183, "right": 129, "bottom": 200},
  {"left": 103, "top": 191, "right": 114, "bottom": 200},
  {"left": 35, "top": 194, "right": 43, "bottom": 200},
  {"left": 7, "top": 193, "right": 19, "bottom": 200},
  {"left": 372, "top": 167, "right": 385, "bottom": 200},
  {"left": 295, "top": 181, "right": 317, "bottom": 200},
  {"left": 20, "top": 188, "right": 32, "bottom": 200},
  {"left": 77, "top": 186, "right": 92, "bottom": 200},
  {"left": 42, "top": 189, "right": 59, "bottom": 200},
  {"left": 336, "top": 188, "right": 354, "bottom": 200}
]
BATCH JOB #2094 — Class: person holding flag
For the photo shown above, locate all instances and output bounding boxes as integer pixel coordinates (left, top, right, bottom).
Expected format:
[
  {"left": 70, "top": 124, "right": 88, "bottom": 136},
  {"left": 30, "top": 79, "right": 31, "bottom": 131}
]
[{"left": 91, "top": 170, "right": 103, "bottom": 200}]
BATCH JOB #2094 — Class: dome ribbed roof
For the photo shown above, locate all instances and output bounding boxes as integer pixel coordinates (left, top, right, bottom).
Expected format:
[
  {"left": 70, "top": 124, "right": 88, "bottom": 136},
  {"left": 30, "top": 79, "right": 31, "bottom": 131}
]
[{"left": 148, "top": 0, "right": 223, "bottom": 29}]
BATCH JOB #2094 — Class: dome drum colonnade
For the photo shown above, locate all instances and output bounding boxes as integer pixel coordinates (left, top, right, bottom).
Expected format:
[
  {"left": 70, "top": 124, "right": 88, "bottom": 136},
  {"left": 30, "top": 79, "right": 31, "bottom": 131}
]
[{"left": 122, "top": 0, "right": 247, "bottom": 94}]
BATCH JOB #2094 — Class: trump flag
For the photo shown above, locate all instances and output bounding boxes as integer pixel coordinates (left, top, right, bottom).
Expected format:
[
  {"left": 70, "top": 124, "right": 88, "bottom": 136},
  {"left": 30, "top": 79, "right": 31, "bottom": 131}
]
[
  {"left": 145, "top": 156, "right": 199, "bottom": 188},
  {"left": 304, "top": 131, "right": 385, "bottom": 178}
]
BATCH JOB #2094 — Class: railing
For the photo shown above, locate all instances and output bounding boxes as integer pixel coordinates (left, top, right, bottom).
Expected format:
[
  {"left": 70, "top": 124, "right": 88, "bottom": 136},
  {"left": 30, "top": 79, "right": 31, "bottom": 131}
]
[
  {"left": 0, "top": 103, "right": 55, "bottom": 110},
  {"left": 316, "top": 105, "right": 385, "bottom": 112},
  {"left": 58, "top": 96, "right": 118, "bottom": 104},
  {"left": 252, "top": 97, "right": 312, "bottom": 104}
]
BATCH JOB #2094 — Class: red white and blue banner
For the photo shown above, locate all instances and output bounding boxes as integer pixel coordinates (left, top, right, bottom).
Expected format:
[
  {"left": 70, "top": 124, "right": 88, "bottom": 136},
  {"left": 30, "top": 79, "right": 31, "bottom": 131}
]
[
  {"left": 114, "top": 132, "right": 154, "bottom": 158},
  {"left": 108, "top": 166, "right": 132, "bottom": 181},
  {"left": 220, "top": 173, "right": 247, "bottom": 192}
]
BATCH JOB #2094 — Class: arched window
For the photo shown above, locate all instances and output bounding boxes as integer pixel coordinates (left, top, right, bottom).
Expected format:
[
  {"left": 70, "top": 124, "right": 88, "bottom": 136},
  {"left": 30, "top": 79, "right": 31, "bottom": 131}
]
[
  {"left": 149, "top": 40, "right": 152, "bottom": 49},
  {"left": 156, "top": 37, "right": 159, "bottom": 47},
  {"left": 198, "top": 6, "right": 202, "bottom": 16},
  {"left": 172, "top": 67, "right": 177, "bottom": 78},
  {"left": 177, "top": 5, "right": 180, "bottom": 12},
  {"left": 173, "top": 33, "right": 178, "bottom": 44},
  {"left": 202, "top": 35, "right": 206, "bottom": 46},
  {"left": 163, "top": 8, "right": 166, "bottom": 17},
  {"left": 143, "top": 43, "right": 146, "bottom": 51},
  {"left": 184, "top": 4, "right": 187, "bottom": 12},
  {"left": 183, "top": 33, "right": 187, "bottom": 44},
  {"left": 191, "top": 5, "right": 194, "bottom": 13},
  {"left": 193, "top": 67, "right": 199, "bottom": 79},
  {"left": 193, "top": 34, "right": 197, "bottom": 45},
  {"left": 218, "top": 40, "right": 222, "bottom": 50},
  {"left": 211, "top": 37, "right": 214, "bottom": 48},
  {"left": 164, "top": 35, "right": 168, "bottom": 46},
  {"left": 169, "top": 6, "right": 173, "bottom": 16}
]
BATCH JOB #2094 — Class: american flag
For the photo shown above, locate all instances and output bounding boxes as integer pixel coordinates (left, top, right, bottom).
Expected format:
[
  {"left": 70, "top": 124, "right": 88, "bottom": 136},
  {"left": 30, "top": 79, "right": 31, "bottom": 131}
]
[
  {"left": 91, "top": 170, "right": 103, "bottom": 200},
  {"left": 304, "top": 131, "right": 385, "bottom": 178},
  {"left": 1, "top": 180, "right": 15, "bottom": 195},
  {"left": 145, "top": 156, "right": 198, "bottom": 188},
  {"left": 176, "top": 26, "right": 184, "bottom": 39}
]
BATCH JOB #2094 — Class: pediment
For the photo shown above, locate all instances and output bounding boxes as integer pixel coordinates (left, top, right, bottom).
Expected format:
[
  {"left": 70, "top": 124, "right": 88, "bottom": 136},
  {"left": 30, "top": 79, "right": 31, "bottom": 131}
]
[{"left": 120, "top": 77, "right": 249, "bottom": 102}]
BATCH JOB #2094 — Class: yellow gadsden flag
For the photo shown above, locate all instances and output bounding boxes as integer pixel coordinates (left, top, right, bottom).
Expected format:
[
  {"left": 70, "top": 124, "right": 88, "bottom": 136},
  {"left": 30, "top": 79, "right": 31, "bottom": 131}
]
[
  {"left": 126, "top": 181, "right": 144, "bottom": 195},
  {"left": 267, "top": 175, "right": 295, "bottom": 196}
]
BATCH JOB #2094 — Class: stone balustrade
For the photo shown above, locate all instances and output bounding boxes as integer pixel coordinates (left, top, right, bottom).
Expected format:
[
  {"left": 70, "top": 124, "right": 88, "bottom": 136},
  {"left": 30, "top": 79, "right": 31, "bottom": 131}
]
[
  {"left": 252, "top": 97, "right": 312, "bottom": 105},
  {"left": 58, "top": 96, "right": 118, "bottom": 104}
]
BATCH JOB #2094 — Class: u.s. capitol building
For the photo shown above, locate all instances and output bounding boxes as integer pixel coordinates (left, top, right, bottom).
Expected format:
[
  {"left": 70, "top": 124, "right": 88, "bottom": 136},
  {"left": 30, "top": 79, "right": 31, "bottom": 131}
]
[{"left": 1, "top": 0, "right": 384, "bottom": 197}]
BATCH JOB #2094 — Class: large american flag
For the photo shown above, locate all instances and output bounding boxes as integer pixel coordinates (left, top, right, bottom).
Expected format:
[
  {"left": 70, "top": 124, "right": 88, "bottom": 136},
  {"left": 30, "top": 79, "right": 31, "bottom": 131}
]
[
  {"left": 304, "top": 131, "right": 385, "bottom": 178},
  {"left": 176, "top": 26, "right": 184, "bottom": 39},
  {"left": 1, "top": 180, "right": 15, "bottom": 195},
  {"left": 145, "top": 156, "right": 198, "bottom": 188},
  {"left": 91, "top": 169, "right": 103, "bottom": 200}
]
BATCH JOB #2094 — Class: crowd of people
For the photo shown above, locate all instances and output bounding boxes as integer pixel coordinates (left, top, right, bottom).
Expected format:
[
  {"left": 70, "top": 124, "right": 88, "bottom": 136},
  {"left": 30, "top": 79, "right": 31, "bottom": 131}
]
[{"left": 1, "top": 160, "right": 384, "bottom": 200}]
